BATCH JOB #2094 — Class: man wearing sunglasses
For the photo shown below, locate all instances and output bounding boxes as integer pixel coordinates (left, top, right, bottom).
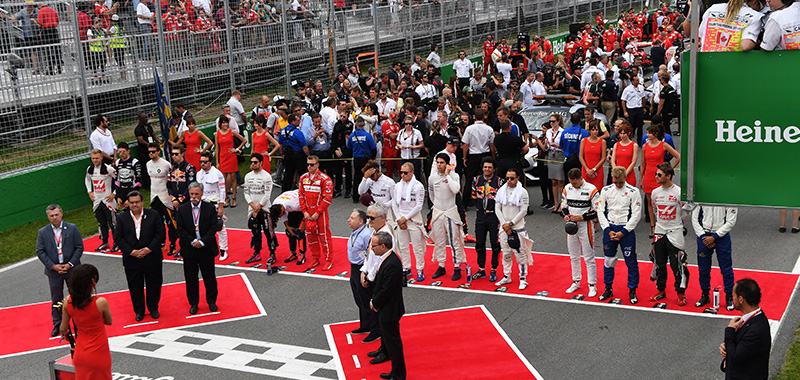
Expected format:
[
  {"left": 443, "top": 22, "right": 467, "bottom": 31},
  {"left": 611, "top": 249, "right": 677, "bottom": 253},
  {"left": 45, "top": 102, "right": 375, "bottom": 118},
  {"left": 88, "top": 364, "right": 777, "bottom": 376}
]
[
  {"left": 649, "top": 163, "right": 690, "bottom": 306},
  {"left": 244, "top": 153, "right": 278, "bottom": 265},
  {"left": 146, "top": 143, "right": 178, "bottom": 256},
  {"left": 167, "top": 144, "right": 196, "bottom": 258},
  {"left": 596, "top": 166, "right": 642, "bottom": 304},
  {"left": 298, "top": 155, "right": 334, "bottom": 270},
  {"left": 392, "top": 162, "right": 427, "bottom": 282},
  {"left": 494, "top": 168, "right": 534, "bottom": 290}
]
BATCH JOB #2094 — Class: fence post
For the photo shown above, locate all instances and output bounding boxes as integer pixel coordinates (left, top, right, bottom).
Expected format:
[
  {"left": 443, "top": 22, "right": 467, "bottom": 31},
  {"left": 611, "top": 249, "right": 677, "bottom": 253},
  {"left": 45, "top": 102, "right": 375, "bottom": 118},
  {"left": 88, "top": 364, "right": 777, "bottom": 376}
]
[
  {"left": 281, "top": 0, "right": 291, "bottom": 96},
  {"left": 440, "top": 0, "right": 445, "bottom": 62},
  {"left": 70, "top": 0, "right": 93, "bottom": 151},
  {"left": 573, "top": 0, "right": 577, "bottom": 22},
  {"left": 372, "top": 1, "right": 380, "bottom": 65},
  {"left": 556, "top": 0, "right": 559, "bottom": 34},
  {"left": 589, "top": 0, "right": 592, "bottom": 22},
  {"left": 493, "top": 0, "right": 498, "bottom": 40},
  {"left": 343, "top": 7, "right": 351, "bottom": 62},
  {"left": 329, "top": 0, "right": 337, "bottom": 81},
  {"left": 154, "top": 0, "right": 171, "bottom": 102},
  {"left": 223, "top": 0, "right": 235, "bottom": 92},
  {"left": 537, "top": 0, "right": 541, "bottom": 36},
  {"left": 468, "top": 0, "right": 474, "bottom": 55},
  {"left": 408, "top": 2, "right": 414, "bottom": 61}
]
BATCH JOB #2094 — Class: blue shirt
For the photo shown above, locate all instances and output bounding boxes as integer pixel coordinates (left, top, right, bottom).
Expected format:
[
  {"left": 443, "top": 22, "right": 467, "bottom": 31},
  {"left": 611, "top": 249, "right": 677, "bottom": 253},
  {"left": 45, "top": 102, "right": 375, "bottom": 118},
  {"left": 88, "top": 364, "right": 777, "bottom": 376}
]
[
  {"left": 300, "top": 114, "right": 315, "bottom": 142},
  {"left": 278, "top": 124, "right": 307, "bottom": 153},
  {"left": 641, "top": 134, "right": 676, "bottom": 161},
  {"left": 308, "top": 125, "right": 332, "bottom": 152},
  {"left": 346, "top": 128, "right": 377, "bottom": 158},
  {"left": 560, "top": 125, "right": 589, "bottom": 158},
  {"left": 347, "top": 224, "right": 372, "bottom": 265}
]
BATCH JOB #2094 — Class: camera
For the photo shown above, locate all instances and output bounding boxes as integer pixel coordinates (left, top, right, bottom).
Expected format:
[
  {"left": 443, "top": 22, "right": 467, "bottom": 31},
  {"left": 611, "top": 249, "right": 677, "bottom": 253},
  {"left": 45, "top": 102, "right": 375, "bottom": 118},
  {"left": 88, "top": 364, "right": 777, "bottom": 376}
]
[{"left": 420, "top": 97, "right": 439, "bottom": 113}]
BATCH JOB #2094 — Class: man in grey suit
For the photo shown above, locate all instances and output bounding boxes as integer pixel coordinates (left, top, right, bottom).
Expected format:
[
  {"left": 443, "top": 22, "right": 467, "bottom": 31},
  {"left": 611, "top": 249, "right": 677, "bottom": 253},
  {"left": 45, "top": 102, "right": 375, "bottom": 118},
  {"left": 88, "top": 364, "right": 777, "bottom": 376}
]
[{"left": 36, "top": 204, "right": 84, "bottom": 337}]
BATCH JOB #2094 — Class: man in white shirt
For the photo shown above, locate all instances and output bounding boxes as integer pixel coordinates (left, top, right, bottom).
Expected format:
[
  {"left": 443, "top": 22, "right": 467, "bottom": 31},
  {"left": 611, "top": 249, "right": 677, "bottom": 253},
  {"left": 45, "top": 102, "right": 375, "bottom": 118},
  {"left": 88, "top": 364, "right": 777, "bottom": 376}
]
[
  {"left": 244, "top": 153, "right": 276, "bottom": 265},
  {"left": 191, "top": 0, "right": 211, "bottom": 15},
  {"left": 581, "top": 57, "right": 604, "bottom": 91},
  {"left": 319, "top": 97, "right": 339, "bottom": 130},
  {"left": 494, "top": 55, "right": 513, "bottom": 89},
  {"left": 392, "top": 162, "right": 427, "bottom": 281},
  {"left": 531, "top": 72, "right": 547, "bottom": 106},
  {"left": 452, "top": 50, "right": 474, "bottom": 94},
  {"left": 376, "top": 88, "right": 397, "bottom": 122},
  {"left": 415, "top": 74, "right": 438, "bottom": 100},
  {"left": 359, "top": 159, "right": 395, "bottom": 224},
  {"left": 428, "top": 153, "right": 467, "bottom": 281},
  {"left": 620, "top": 75, "right": 647, "bottom": 140},
  {"left": 426, "top": 44, "right": 441, "bottom": 68},
  {"left": 90, "top": 114, "right": 116, "bottom": 163},
  {"left": 622, "top": 45, "right": 636, "bottom": 65},
  {"left": 493, "top": 168, "right": 534, "bottom": 290},
  {"left": 461, "top": 108, "right": 496, "bottom": 208},
  {"left": 519, "top": 71, "right": 535, "bottom": 108},
  {"left": 227, "top": 89, "right": 247, "bottom": 127},
  {"left": 196, "top": 151, "right": 229, "bottom": 261},
  {"left": 670, "top": 63, "right": 681, "bottom": 96},
  {"left": 136, "top": 0, "right": 154, "bottom": 59}
]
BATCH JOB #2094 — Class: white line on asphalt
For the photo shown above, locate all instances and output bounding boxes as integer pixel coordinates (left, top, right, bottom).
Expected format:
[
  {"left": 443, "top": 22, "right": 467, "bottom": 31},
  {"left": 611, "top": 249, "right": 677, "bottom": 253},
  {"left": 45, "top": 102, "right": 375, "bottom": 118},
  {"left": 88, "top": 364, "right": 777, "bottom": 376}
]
[
  {"left": 0, "top": 256, "right": 37, "bottom": 274},
  {"left": 124, "top": 321, "right": 159, "bottom": 328},
  {"left": 186, "top": 312, "right": 221, "bottom": 319}
]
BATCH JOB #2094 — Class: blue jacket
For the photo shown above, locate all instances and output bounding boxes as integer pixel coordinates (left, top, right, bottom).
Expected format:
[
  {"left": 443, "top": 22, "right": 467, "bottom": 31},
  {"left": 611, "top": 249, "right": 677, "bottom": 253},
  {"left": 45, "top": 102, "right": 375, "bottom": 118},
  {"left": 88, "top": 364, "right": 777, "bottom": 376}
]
[
  {"left": 36, "top": 221, "right": 83, "bottom": 277},
  {"left": 279, "top": 124, "right": 307, "bottom": 153},
  {"left": 346, "top": 128, "right": 377, "bottom": 158},
  {"left": 560, "top": 125, "right": 589, "bottom": 158}
]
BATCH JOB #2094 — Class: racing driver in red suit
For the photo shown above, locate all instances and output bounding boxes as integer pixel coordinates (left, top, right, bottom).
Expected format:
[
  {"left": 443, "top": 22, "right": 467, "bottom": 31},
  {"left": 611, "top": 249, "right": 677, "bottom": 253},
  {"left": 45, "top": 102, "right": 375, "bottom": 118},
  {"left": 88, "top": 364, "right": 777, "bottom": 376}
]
[{"left": 298, "top": 155, "right": 334, "bottom": 271}]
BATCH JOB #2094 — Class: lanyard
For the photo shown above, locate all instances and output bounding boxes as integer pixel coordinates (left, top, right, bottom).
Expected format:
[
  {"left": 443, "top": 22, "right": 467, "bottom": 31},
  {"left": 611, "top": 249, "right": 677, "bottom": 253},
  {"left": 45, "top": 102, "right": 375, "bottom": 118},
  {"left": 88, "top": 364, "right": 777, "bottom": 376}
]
[
  {"left": 738, "top": 309, "right": 762, "bottom": 331},
  {"left": 131, "top": 211, "right": 143, "bottom": 240},
  {"left": 53, "top": 227, "right": 63, "bottom": 254},
  {"left": 192, "top": 206, "right": 201, "bottom": 230},
  {"left": 351, "top": 225, "right": 366, "bottom": 247}
]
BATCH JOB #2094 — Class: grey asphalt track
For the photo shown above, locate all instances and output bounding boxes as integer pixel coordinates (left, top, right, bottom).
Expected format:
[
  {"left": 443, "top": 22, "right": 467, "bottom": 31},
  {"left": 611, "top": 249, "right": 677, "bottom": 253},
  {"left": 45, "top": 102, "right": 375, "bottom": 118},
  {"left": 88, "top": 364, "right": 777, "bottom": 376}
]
[{"left": 3, "top": 133, "right": 800, "bottom": 380}]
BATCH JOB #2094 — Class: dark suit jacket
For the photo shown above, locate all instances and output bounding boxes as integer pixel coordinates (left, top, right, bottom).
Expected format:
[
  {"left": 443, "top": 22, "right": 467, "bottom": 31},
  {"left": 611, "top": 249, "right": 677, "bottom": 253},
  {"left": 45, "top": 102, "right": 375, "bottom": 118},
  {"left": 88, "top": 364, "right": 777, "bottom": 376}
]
[
  {"left": 721, "top": 311, "right": 771, "bottom": 380},
  {"left": 371, "top": 252, "right": 405, "bottom": 322},
  {"left": 116, "top": 208, "right": 166, "bottom": 268},
  {"left": 175, "top": 200, "right": 220, "bottom": 258},
  {"left": 36, "top": 222, "right": 83, "bottom": 277}
]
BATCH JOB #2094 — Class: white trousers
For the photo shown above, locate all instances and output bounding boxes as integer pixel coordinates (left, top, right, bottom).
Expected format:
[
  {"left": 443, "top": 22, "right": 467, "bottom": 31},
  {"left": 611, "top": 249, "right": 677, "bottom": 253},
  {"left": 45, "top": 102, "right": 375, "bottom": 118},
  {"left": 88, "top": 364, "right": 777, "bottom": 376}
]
[
  {"left": 395, "top": 221, "right": 427, "bottom": 271},
  {"left": 431, "top": 215, "right": 466, "bottom": 266},
  {"left": 567, "top": 221, "right": 596, "bottom": 284},
  {"left": 499, "top": 229, "right": 533, "bottom": 279},
  {"left": 218, "top": 215, "right": 228, "bottom": 251}
]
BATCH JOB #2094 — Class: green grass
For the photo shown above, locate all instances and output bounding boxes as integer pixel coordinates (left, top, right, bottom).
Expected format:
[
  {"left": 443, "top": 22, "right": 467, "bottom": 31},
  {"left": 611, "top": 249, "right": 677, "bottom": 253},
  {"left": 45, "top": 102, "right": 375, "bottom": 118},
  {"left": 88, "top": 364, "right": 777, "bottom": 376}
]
[
  {"left": 0, "top": 191, "right": 153, "bottom": 268},
  {"left": 776, "top": 325, "right": 800, "bottom": 379}
]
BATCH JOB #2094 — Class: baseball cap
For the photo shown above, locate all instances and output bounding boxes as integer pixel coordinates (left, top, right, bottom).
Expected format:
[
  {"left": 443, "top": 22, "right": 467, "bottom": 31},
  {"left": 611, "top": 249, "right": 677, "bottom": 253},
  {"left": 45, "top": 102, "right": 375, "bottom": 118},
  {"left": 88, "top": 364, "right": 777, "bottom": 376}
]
[
  {"left": 447, "top": 136, "right": 461, "bottom": 145},
  {"left": 626, "top": 44, "right": 634, "bottom": 50},
  {"left": 462, "top": 86, "right": 473, "bottom": 93},
  {"left": 111, "top": 14, "right": 120, "bottom": 21}
]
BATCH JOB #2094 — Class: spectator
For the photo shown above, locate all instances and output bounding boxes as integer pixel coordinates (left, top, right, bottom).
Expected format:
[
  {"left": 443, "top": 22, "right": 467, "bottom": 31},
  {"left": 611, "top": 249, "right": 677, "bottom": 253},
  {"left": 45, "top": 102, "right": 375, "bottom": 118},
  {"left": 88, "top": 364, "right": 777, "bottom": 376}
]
[
  {"left": 621, "top": 75, "right": 647, "bottom": 140},
  {"left": 426, "top": 44, "right": 441, "bottom": 68},
  {"left": 36, "top": 3, "right": 61, "bottom": 75},
  {"left": 331, "top": 111, "right": 354, "bottom": 198},
  {"left": 544, "top": 113, "right": 566, "bottom": 212},
  {"left": 397, "top": 116, "right": 424, "bottom": 180},
  {"left": 136, "top": 0, "right": 155, "bottom": 59},
  {"left": 90, "top": 114, "right": 117, "bottom": 164},
  {"left": 495, "top": 54, "right": 513, "bottom": 89},
  {"left": 308, "top": 113, "right": 333, "bottom": 176},
  {"left": 87, "top": 17, "right": 109, "bottom": 85}
]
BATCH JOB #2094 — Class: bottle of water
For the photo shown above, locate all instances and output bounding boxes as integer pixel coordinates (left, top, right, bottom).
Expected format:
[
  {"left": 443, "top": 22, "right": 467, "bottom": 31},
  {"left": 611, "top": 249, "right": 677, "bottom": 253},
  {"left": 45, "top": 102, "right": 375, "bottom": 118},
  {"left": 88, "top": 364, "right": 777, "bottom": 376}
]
[{"left": 713, "top": 287, "right": 720, "bottom": 309}]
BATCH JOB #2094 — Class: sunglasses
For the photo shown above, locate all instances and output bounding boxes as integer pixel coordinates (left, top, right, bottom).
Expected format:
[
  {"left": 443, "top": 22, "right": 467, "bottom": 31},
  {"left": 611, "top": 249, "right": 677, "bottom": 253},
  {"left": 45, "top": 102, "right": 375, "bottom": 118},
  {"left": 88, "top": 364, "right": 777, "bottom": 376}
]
[
  {"left": 171, "top": 152, "right": 181, "bottom": 156},
  {"left": 200, "top": 160, "right": 210, "bottom": 164},
  {"left": 250, "top": 161, "right": 260, "bottom": 164},
  {"left": 400, "top": 171, "right": 410, "bottom": 175},
  {"left": 307, "top": 162, "right": 318, "bottom": 166},
  {"left": 506, "top": 177, "right": 517, "bottom": 181},
  {"left": 366, "top": 216, "right": 376, "bottom": 220},
  {"left": 549, "top": 120, "right": 557, "bottom": 123},
  {"left": 404, "top": 122, "right": 413, "bottom": 125},
  {"left": 148, "top": 150, "right": 158, "bottom": 154},
  {"left": 656, "top": 173, "right": 664, "bottom": 177}
]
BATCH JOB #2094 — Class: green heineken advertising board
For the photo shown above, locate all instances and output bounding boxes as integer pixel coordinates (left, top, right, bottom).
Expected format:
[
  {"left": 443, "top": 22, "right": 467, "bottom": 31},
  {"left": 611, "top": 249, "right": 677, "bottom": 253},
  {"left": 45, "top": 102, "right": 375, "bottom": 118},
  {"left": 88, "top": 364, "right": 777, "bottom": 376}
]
[{"left": 682, "top": 50, "right": 800, "bottom": 207}]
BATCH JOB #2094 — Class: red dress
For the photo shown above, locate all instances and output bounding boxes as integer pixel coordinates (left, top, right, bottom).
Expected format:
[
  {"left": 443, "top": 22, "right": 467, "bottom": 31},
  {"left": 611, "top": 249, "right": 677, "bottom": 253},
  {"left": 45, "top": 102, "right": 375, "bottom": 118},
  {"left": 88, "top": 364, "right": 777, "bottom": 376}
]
[
  {"left": 581, "top": 137, "right": 604, "bottom": 190},
  {"left": 642, "top": 141, "right": 665, "bottom": 193},
  {"left": 251, "top": 130, "right": 271, "bottom": 172},
  {"left": 216, "top": 130, "right": 238, "bottom": 173},
  {"left": 614, "top": 141, "right": 637, "bottom": 186},
  {"left": 183, "top": 129, "right": 202, "bottom": 169},
  {"left": 66, "top": 296, "right": 111, "bottom": 380}
]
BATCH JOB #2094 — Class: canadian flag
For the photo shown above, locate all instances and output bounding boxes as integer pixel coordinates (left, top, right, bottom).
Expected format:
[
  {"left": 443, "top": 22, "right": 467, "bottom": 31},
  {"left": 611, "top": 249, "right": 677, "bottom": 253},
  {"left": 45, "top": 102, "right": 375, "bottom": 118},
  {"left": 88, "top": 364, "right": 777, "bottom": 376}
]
[{"left": 717, "top": 31, "right": 733, "bottom": 46}]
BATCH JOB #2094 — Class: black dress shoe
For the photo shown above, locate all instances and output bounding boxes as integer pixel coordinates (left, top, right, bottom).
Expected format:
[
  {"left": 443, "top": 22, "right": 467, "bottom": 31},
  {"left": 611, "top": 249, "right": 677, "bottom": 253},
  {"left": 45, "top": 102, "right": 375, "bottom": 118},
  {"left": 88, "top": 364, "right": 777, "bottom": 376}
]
[
  {"left": 351, "top": 327, "right": 370, "bottom": 335},
  {"left": 51, "top": 325, "right": 60, "bottom": 337},
  {"left": 362, "top": 332, "right": 380, "bottom": 343},
  {"left": 370, "top": 353, "right": 389, "bottom": 364},
  {"left": 135, "top": 313, "right": 144, "bottom": 322},
  {"left": 150, "top": 310, "right": 160, "bottom": 319},
  {"left": 189, "top": 305, "right": 198, "bottom": 315},
  {"left": 367, "top": 348, "right": 382, "bottom": 357},
  {"left": 380, "top": 373, "right": 392, "bottom": 379},
  {"left": 209, "top": 303, "right": 218, "bottom": 312}
]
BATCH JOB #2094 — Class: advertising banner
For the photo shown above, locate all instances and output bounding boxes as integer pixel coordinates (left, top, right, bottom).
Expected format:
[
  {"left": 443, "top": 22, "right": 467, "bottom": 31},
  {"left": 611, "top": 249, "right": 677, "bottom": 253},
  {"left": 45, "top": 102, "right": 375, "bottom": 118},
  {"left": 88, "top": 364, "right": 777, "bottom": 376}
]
[{"left": 682, "top": 50, "right": 800, "bottom": 207}]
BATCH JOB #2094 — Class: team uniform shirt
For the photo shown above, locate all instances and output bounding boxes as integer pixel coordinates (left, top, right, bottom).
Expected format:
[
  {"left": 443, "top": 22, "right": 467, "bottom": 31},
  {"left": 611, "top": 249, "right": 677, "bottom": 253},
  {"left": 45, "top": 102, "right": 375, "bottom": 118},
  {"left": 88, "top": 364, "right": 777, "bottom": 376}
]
[
  {"left": 559, "top": 125, "right": 589, "bottom": 158},
  {"left": 380, "top": 120, "right": 400, "bottom": 157},
  {"left": 278, "top": 124, "right": 307, "bottom": 153},
  {"left": 244, "top": 169, "right": 273, "bottom": 217},
  {"left": 376, "top": 99, "right": 397, "bottom": 117},
  {"left": 462, "top": 122, "right": 495, "bottom": 154},
  {"left": 162, "top": 13, "right": 182, "bottom": 39},
  {"left": 698, "top": 3, "right": 763, "bottom": 51},
  {"left": 346, "top": 128, "right": 377, "bottom": 158},
  {"left": 621, "top": 84, "right": 647, "bottom": 108},
  {"left": 482, "top": 40, "right": 496, "bottom": 60},
  {"left": 428, "top": 171, "right": 460, "bottom": 212},
  {"left": 596, "top": 183, "right": 642, "bottom": 233},
  {"left": 167, "top": 160, "right": 196, "bottom": 204},
  {"left": 147, "top": 158, "right": 173, "bottom": 209},
  {"left": 197, "top": 166, "right": 226, "bottom": 204},
  {"left": 298, "top": 171, "right": 333, "bottom": 215},
  {"left": 273, "top": 190, "right": 302, "bottom": 222},
  {"left": 426, "top": 51, "right": 441, "bottom": 68},
  {"left": 114, "top": 157, "right": 142, "bottom": 193},
  {"left": 430, "top": 149, "right": 457, "bottom": 173},
  {"left": 603, "top": 29, "right": 617, "bottom": 48},
  {"left": 761, "top": 2, "right": 800, "bottom": 50},
  {"left": 392, "top": 177, "right": 425, "bottom": 223},
  {"left": 495, "top": 184, "right": 528, "bottom": 229},
  {"left": 561, "top": 181, "right": 600, "bottom": 220},
  {"left": 651, "top": 183, "right": 685, "bottom": 249},
  {"left": 691, "top": 206, "right": 737, "bottom": 239},
  {"left": 453, "top": 58, "right": 474, "bottom": 78},
  {"left": 85, "top": 164, "right": 117, "bottom": 211},
  {"left": 95, "top": 4, "right": 111, "bottom": 29},
  {"left": 358, "top": 174, "right": 395, "bottom": 211},
  {"left": 90, "top": 128, "right": 116, "bottom": 158}
]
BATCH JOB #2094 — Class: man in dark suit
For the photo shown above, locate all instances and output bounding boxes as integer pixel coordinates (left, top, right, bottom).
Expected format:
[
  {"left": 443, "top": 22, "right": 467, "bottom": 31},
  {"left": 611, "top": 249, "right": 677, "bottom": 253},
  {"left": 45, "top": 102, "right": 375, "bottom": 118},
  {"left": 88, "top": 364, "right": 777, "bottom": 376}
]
[
  {"left": 176, "top": 182, "right": 220, "bottom": 315},
  {"left": 36, "top": 204, "right": 84, "bottom": 337},
  {"left": 369, "top": 231, "right": 406, "bottom": 380},
  {"left": 115, "top": 191, "right": 166, "bottom": 321},
  {"left": 720, "top": 278, "right": 770, "bottom": 379}
]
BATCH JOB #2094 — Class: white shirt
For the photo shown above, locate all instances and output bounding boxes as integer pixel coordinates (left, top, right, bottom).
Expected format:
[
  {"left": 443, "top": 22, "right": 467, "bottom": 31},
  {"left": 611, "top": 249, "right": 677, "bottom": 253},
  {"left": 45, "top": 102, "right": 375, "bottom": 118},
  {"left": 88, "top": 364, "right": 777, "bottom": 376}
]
[
  {"left": 192, "top": 0, "right": 211, "bottom": 15},
  {"left": 227, "top": 97, "right": 246, "bottom": 127},
  {"left": 147, "top": 158, "right": 173, "bottom": 208},
  {"left": 358, "top": 174, "right": 395, "bottom": 209},
  {"left": 426, "top": 51, "right": 441, "bottom": 68},
  {"left": 691, "top": 206, "right": 737, "bottom": 238},
  {"left": 320, "top": 106, "right": 338, "bottom": 130},
  {"left": 495, "top": 185, "right": 529, "bottom": 229},
  {"left": 496, "top": 62, "right": 513, "bottom": 86},
  {"left": 273, "top": 190, "right": 301, "bottom": 222},
  {"left": 361, "top": 223, "right": 394, "bottom": 281},
  {"left": 462, "top": 122, "right": 495, "bottom": 154},
  {"left": 90, "top": 128, "right": 116, "bottom": 157},
  {"left": 415, "top": 84, "right": 437, "bottom": 100},
  {"left": 622, "top": 51, "right": 635, "bottom": 65},
  {"left": 532, "top": 80, "right": 547, "bottom": 105},
  {"left": 136, "top": 2, "right": 153, "bottom": 24},
  {"left": 596, "top": 182, "right": 642, "bottom": 232},
  {"left": 545, "top": 127, "right": 563, "bottom": 151},
  {"left": 376, "top": 98, "right": 397, "bottom": 116},
  {"left": 197, "top": 166, "right": 226, "bottom": 204},
  {"left": 761, "top": 2, "right": 800, "bottom": 50},
  {"left": 392, "top": 178, "right": 425, "bottom": 221},
  {"left": 244, "top": 169, "right": 273, "bottom": 216},
  {"left": 699, "top": 3, "right": 764, "bottom": 52},
  {"left": 519, "top": 80, "right": 534, "bottom": 107},
  {"left": 428, "top": 171, "right": 460, "bottom": 211},
  {"left": 581, "top": 65, "right": 603, "bottom": 90},
  {"left": 670, "top": 73, "right": 682, "bottom": 96},
  {"left": 621, "top": 84, "right": 646, "bottom": 109},
  {"left": 652, "top": 183, "right": 685, "bottom": 249},
  {"left": 453, "top": 58, "right": 474, "bottom": 78},
  {"left": 397, "top": 128, "right": 423, "bottom": 159}
]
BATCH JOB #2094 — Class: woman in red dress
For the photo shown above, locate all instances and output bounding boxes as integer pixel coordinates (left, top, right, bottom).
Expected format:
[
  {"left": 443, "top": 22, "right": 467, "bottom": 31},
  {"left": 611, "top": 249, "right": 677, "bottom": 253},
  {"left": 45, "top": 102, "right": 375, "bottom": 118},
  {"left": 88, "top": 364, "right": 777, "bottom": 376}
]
[
  {"left": 579, "top": 120, "right": 607, "bottom": 190},
  {"left": 639, "top": 124, "right": 681, "bottom": 237},
  {"left": 60, "top": 264, "right": 113, "bottom": 380},
  {"left": 173, "top": 115, "right": 213, "bottom": 169},
  {"left": 611, "top": 120, "right": 639, "bottom": 186},
  {"left": 215, "top": 115, "right": 246, "bottom": 207},
  {"left": 251, "top": 114, "right": 281, "bottom": 173}
]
